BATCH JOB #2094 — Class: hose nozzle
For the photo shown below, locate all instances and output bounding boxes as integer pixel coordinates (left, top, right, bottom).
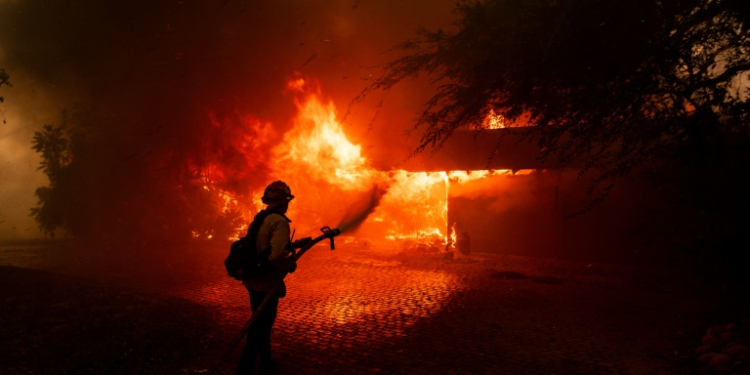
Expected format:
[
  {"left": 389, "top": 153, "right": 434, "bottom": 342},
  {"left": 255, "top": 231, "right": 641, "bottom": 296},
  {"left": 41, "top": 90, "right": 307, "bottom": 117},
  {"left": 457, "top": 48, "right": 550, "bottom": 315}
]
[{"left": 320, "top": 226, "right": 341, "bottom": 250}]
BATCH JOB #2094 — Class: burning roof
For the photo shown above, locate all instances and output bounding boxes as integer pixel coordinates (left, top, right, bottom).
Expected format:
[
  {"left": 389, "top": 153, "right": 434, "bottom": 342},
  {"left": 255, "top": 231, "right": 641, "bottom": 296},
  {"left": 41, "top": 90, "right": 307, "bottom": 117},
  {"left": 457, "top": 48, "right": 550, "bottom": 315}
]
[{"left": 400, "top": 128, "right": 544, "bottom": 172}]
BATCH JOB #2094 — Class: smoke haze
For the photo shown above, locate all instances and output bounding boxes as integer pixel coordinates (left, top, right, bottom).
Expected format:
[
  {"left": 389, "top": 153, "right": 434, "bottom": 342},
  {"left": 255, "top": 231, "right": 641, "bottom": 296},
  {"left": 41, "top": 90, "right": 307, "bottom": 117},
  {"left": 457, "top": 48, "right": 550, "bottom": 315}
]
[{"left": 0, "top": 0, "right": 456, "bottom": 241}]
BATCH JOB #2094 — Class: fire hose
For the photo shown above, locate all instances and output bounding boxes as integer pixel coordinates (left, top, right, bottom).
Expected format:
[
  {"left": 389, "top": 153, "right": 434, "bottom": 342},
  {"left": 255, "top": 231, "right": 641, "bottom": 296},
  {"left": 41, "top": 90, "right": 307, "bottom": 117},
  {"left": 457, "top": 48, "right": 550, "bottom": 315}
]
[{"left": 208, "top": 226, "right": 341, "bottom": 375}]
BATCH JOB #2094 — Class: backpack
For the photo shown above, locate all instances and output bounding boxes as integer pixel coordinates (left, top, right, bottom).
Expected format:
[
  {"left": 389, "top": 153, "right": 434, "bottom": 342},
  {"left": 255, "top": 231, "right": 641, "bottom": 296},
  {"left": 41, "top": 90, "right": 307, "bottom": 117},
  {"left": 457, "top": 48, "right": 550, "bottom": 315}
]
[{"left": 224, "top": 209, "right": 277, "bottom": 280}]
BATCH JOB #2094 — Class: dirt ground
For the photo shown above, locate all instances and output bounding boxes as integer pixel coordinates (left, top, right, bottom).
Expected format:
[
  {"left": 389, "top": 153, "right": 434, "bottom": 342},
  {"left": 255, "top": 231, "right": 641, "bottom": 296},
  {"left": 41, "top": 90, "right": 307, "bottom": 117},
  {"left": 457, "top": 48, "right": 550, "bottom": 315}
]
[{"left": 0, "top": 241, "right": 745, "bottom": 374}]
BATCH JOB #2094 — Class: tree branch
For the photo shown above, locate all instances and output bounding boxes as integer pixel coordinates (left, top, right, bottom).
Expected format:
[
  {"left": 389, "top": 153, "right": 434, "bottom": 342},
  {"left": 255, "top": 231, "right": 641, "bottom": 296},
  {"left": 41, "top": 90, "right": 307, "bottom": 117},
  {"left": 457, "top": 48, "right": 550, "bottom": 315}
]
[{"left": 689, "top": 61, "right": 750, "bottom": 91}]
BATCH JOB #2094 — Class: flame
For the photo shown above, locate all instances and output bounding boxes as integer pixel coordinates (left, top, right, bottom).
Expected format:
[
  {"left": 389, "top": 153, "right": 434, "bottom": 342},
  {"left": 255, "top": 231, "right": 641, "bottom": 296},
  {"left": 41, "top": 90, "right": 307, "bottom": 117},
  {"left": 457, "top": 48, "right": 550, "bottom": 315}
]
[
  {"left": 275, "top": 85, "right": 371, "bottom": 189},
  {"left": 482, "top": 109, "right": 506, "bottom": 129},
  {"left": 371, "top": 171, "right": 448, "bottom": 243},
  {"left": 448, "top": 223, "right": 457, "bottom": 248},
  {"left": 200, "top": 75, "right": 536, "bottom": 244},
  {"left": 448, "top": 169, "right": 532, "bottom": 183}
]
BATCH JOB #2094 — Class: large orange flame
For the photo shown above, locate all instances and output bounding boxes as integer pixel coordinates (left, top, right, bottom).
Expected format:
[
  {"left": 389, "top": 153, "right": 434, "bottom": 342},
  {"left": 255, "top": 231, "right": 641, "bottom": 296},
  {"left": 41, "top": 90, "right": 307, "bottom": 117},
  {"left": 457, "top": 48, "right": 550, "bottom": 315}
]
[
  {"left": 202, "top": 76, "right": 533, "bottom": 245},
  {"left": 276, "top": 86, "right": 372, "bottom": 189}
]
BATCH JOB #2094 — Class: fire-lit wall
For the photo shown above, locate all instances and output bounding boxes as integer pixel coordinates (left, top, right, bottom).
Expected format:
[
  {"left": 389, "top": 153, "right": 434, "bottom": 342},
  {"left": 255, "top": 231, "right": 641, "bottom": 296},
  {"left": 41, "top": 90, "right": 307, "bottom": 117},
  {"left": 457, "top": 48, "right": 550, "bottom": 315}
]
[{"left": 447, "top": 170, "right": 662, "bottom": 264}]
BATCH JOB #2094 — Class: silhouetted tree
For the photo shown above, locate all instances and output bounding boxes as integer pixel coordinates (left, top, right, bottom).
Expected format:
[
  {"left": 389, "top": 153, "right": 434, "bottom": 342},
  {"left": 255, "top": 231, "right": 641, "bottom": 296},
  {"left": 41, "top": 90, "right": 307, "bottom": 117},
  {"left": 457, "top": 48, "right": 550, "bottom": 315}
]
[
  {"left": 30, "top": 124, "right": 71, "bottom": 237},
  {"left": 367, "top": 0, "right": 750, "bottom": 288},
  {"left": 366, "top": 0, "right": 750, "bottom": 187},
  {"left": 30, "top": 110, "right": 245, "bottom": 243}
]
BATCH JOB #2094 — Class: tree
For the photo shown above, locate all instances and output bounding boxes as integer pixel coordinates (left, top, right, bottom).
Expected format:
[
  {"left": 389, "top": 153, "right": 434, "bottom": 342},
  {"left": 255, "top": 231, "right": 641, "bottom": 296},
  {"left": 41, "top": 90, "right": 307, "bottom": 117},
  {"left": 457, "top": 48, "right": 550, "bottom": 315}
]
[
  {"left": 30, "top": 124, "right": 71, "bottom": 237},
  {"left": 365, "top": 0, "right": 750, "bottom": 185},
  {"left": 365, "top": 0, "right": 750, "bottom": 287},
  {"left": 29, "top": 109, "right": 246, "bottom": 244}
]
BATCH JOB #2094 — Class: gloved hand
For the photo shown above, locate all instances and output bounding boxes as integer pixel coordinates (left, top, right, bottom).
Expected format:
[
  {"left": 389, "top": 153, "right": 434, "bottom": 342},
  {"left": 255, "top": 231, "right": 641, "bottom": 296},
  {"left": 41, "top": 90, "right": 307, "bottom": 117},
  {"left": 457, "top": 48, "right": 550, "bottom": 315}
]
[{"left": 291, "top": 237, "right": 313, "bottom": 250}]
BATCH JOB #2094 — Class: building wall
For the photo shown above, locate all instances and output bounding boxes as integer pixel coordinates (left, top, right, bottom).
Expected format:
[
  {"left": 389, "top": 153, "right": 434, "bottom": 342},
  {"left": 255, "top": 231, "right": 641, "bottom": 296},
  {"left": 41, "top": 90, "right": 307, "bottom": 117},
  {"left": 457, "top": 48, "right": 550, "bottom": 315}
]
[{"left": 447, "top": 170, "right": 666, "bottom": 264}]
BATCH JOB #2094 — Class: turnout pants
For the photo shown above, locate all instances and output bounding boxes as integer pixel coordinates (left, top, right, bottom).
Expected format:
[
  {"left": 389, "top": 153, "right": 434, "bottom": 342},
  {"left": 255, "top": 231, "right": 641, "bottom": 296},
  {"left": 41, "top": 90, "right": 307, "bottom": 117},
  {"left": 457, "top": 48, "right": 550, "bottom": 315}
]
[{"left": 235, "top": 288, "right": 280, "bottom": 375}]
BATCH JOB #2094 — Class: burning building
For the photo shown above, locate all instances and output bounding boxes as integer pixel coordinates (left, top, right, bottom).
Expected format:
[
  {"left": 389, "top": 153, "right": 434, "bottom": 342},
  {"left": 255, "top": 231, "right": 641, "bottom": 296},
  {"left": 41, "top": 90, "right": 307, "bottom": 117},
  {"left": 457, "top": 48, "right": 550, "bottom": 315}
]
[
  {"left": 199, "top": 76, "right": 655, "bottom": 263},
  {"left": 0, "top": 0, "right": 659, "bottom": 262}
]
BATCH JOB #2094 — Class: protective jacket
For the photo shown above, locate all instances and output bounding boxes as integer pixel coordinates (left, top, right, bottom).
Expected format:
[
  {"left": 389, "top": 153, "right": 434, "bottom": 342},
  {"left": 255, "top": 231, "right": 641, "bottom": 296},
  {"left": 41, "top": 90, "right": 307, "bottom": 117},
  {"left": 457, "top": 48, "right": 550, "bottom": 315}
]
[{"left": 241, "top": 209, "right": 296, "bottom": 296}]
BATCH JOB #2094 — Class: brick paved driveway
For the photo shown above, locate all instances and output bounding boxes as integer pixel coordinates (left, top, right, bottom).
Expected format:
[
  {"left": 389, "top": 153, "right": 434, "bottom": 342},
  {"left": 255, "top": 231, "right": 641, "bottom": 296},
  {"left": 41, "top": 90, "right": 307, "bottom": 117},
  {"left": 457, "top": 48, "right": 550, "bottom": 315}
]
[
  {"left": 162, "top": 244, "right": 703, "bottom": 375},
  {"left": 1, "top": 242, "right": 706, "bottom": 374}
]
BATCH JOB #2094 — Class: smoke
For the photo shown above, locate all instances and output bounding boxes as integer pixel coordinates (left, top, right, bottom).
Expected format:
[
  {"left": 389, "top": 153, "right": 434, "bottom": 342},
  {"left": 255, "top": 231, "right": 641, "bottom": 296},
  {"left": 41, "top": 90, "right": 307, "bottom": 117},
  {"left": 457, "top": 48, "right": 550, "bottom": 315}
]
[
  {"left": 0, "top": 69, "right": 76, "bottom": 240},
  {"left": 0, "top": 0, "right": 457, "bottom": 242}
]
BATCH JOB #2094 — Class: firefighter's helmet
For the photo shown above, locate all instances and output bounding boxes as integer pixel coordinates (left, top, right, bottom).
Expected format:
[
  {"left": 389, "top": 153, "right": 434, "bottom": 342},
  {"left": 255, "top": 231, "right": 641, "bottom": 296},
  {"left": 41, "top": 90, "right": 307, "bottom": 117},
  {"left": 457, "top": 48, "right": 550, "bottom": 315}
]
[{"left": 261, "top": 181, "right": 295, "bottom": 205}]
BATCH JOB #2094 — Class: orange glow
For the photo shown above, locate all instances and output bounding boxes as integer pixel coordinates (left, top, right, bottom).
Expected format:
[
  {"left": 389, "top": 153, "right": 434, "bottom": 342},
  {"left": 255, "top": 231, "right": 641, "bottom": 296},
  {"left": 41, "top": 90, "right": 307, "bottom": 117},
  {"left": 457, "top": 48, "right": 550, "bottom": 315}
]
[
  {"left": 273, "top": 79, "right": 374, "bottom": 190},
  {"left": 370, "top": 171, "right": 448, "bottom": 243},
  {"left": 448, "top": 169, "right": 533, "bottom": 184},
  {"left": 319, "top": 271, "right": 458, "bottom": 325},
  {"left": 173, "top": 252, "right": 466, "bottom": 339},
  {"left": 281, "top": 264, "right": 463, "bottom": 328},
  {"left": 482, "top": 109, "right": 506, "bottom": 129},
  {"left": 200, "top": 75, "right": 536, "bottom": 244}
]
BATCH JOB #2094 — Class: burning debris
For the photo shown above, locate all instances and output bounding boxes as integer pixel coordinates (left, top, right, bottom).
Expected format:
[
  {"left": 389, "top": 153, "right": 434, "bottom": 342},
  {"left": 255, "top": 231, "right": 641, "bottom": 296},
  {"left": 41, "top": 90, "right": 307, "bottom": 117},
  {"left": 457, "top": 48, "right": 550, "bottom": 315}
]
[{"left": 397, "top": 239, "right": 454, "bottom": 261}]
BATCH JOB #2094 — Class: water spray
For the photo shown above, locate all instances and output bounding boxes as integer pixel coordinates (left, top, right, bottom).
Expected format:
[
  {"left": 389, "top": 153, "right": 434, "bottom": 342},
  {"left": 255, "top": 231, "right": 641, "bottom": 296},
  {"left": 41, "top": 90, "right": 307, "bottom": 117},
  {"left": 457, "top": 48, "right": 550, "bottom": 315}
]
[{"left": 336, "top": 184, "right": 388, "bottom": 234}]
